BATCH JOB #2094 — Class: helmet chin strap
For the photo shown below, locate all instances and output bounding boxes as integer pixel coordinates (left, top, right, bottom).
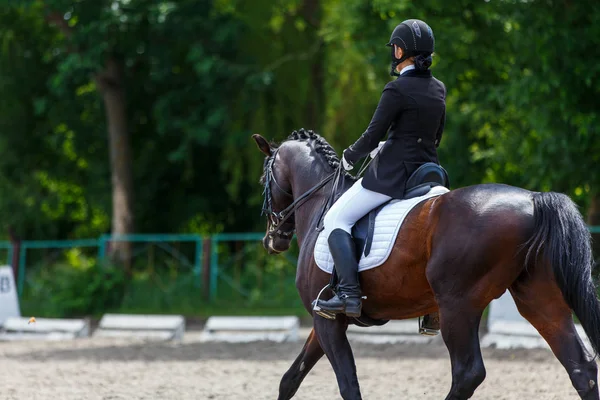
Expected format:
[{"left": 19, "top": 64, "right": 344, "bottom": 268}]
[{"left": 390, "top": 61, "right": 400, "bottom": 77}]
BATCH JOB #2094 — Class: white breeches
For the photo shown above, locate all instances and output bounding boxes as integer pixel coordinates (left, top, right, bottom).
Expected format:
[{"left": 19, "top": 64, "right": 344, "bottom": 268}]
[{"left": 322, "top": 178, "right": 392, "bottom": 238}]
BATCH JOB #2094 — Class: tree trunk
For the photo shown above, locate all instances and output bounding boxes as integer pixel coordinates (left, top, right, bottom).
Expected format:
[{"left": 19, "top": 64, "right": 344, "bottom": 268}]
[
  {"left": 44, "top": 13, "right": 134, "bottom": 270},
  {"left": 95, "top": 55, "right": 134, "bottom": 272},
  {"left": 588, "top": 193, "right": 600, "bottom": 267}
]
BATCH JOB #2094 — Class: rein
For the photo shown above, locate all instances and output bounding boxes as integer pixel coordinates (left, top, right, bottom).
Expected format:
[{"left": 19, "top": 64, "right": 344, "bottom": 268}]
[{"left": 262, "top": 148, "right": 341, "bottom": 239}]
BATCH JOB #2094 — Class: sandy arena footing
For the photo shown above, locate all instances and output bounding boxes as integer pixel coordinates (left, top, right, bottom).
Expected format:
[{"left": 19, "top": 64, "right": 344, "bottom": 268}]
[{"left": 0, "top": 330, "right": 584, "bottom": 399}]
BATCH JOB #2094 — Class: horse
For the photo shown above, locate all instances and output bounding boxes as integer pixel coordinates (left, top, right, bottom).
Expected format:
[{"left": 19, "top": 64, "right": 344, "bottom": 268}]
[{"left": 252, "top": 128, "right": 600, "bottom": 400}]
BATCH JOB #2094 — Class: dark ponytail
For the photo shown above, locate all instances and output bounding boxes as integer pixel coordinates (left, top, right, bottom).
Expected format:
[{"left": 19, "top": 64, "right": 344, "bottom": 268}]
[{"left": 414, "top": 52, "right": 433, "bottom": 71}]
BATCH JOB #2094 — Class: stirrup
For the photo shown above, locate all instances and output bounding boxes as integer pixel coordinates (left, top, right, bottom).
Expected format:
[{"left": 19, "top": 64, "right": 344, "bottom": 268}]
[
  {"left": 418, "top": 315, "right": 440, "bottom": 336},
  {"left": 312, "top": 284, "right": 336, "bottom": 320},
  {"left": 419, "top": 327, "right": 440, "bottom": 336}
]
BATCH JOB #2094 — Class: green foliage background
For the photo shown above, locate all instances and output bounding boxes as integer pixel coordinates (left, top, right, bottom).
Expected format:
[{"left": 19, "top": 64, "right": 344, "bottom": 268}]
[
  {"left": 0, "top": 0, "right": 598, "bottom": 315},
  {"left": 2, "top": 0, "right": 598, "bottom": 239}
]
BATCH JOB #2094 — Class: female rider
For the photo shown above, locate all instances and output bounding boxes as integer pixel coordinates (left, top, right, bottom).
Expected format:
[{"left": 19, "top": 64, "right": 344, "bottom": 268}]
[{"left": 314, "top": 19, "right": 447, "bottom": 318}]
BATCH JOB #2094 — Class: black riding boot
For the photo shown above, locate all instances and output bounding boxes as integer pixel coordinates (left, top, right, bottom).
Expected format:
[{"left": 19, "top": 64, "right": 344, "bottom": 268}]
[{"left": 315, "top": 229, "right": 362, "bottom": 317}]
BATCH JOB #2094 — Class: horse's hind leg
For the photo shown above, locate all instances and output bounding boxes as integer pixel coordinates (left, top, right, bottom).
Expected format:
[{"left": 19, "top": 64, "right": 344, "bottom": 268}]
[
  {"left": 278, "top": 328, "right": 325, "bottom": 400},
  {"left": 510, "top": 269, "right": 599, "bottom": 400}
]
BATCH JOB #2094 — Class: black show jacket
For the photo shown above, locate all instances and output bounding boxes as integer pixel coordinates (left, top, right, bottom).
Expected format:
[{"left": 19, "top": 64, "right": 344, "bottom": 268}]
[{"left": 344, "top": 69, "right": 446, "bottom": 199}]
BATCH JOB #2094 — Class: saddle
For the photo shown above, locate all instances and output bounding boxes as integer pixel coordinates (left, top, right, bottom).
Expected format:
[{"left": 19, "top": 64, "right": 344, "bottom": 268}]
[
  {"left": 351, "top": 162, "right": 449, "bottom": 258},
  {"left": 328, "top": 162, "right": 449, "bottom": 330}
]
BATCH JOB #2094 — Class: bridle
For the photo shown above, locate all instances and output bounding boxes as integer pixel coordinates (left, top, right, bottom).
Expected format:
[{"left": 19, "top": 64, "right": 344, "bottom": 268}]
[
  {"left": 261, "top": 148, "right": 340, "bottom": 240},
  {"left": 261, "top": 151, "right": 296, "bottom": 239}
]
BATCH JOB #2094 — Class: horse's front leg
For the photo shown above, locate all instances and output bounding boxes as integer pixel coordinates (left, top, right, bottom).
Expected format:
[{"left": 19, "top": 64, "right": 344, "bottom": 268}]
[
  {"left": 439, "top": 305, "right": 486, "bottom": 400},
  {"left": 313, "top": 315, "right": 363, "bottom": 400},
  {"left": 278, "top": 328, "right": 325, "bottom": 400}
]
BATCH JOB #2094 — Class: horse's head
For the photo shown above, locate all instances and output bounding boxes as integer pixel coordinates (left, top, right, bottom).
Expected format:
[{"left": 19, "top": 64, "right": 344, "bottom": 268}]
[
  {"left": 253, "top": 133, "right": 295, "bottom": 254},
  {"left": 253, "top": 129, "right": 353, "bottom": 255}
]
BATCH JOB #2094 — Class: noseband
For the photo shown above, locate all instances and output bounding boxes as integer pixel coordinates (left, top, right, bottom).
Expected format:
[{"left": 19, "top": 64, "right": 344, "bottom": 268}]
[{"left": 261, "top": 149, "right": 339, "bottom": 240}]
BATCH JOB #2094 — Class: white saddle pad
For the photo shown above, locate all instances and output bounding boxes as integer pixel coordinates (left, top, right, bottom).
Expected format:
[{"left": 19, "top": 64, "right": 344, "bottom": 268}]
[{"left": 314, "top": 186, "right": 450, "bottom": 274}]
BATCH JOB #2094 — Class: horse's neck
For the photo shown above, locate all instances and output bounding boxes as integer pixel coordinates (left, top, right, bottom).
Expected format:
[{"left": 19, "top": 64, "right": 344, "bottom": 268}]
[{"left": 291, "top": 163, "right": 353, "bottom": 249}]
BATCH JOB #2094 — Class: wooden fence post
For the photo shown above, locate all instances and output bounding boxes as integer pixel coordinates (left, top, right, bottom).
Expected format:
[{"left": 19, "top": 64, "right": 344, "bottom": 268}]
[
  {"left": 8, "top": 228, "right": 20, "bottom": 284},
  {"left": 202, "top": 238, "right": 212, "bottom": 301}
]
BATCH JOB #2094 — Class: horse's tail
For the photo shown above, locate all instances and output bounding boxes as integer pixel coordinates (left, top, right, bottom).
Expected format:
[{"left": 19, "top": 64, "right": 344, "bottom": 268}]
[{"left": 526, "top": 191, "right": 600, "bottom": 355}]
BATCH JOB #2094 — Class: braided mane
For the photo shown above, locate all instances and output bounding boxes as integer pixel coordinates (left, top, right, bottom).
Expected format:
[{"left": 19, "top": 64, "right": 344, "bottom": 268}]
[
  {"left": 259, "top": 128, "right": 357, "bottom": 185},
  {"left": 286, "top": 128, "right": 343, "bottom": 172}
]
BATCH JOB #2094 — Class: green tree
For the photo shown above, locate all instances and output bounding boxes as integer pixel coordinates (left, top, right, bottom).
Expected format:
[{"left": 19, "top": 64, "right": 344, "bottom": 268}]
[
  {"left": 2, "top": 0, "right": 598, "bottom": 246},
  {"left": 497, "top": 0, "right": 600, "bottom": 255},
  {"left": 2, "top": 1, "right": 255, "bottom": 240}
]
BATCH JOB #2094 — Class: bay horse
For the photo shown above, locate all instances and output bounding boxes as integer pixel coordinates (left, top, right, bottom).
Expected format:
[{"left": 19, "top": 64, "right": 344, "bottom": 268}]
[{"left": 252, "top": 129, "right": 600, "bottom": 400}]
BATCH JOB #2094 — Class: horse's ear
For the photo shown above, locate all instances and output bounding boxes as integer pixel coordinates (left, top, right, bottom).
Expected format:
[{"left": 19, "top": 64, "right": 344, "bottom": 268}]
[{"left": 252, "top": 134, "right": 272, "bottom": 156}]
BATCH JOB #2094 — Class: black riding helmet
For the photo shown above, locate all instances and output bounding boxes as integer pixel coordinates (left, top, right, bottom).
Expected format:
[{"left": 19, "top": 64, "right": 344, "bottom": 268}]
[{"left": 387, "top": 19, "right": 435, "bottom": 76}]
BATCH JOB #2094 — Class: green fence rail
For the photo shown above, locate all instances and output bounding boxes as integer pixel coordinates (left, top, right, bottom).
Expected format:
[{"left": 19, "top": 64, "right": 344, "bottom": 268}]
[
  {"left": 18, "top": 239, "right": 100, "bottom": 295},
  {"left": 12, "top": 234, "right": 206, "bottom": 299},
  {"left": 6, "top": 226, "right": 600, "bottom": 300},
  {"left": 209, "top": 232, "right": 300, "bottom": 304},
  {"left": 210, "top": 232, "right": 265, "bottom": 303},
  {"left": 97, "top": 233, "right": 204, "bottom": 289}
]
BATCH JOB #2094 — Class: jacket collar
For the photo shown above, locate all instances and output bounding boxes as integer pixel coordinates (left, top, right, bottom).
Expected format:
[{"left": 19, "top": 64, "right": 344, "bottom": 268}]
[
  {"left": 399, "top": 65, "right": 415, "bottom": 75},
  {"left": 398, "top": 69, "right": 432, "bottom": 78}
]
